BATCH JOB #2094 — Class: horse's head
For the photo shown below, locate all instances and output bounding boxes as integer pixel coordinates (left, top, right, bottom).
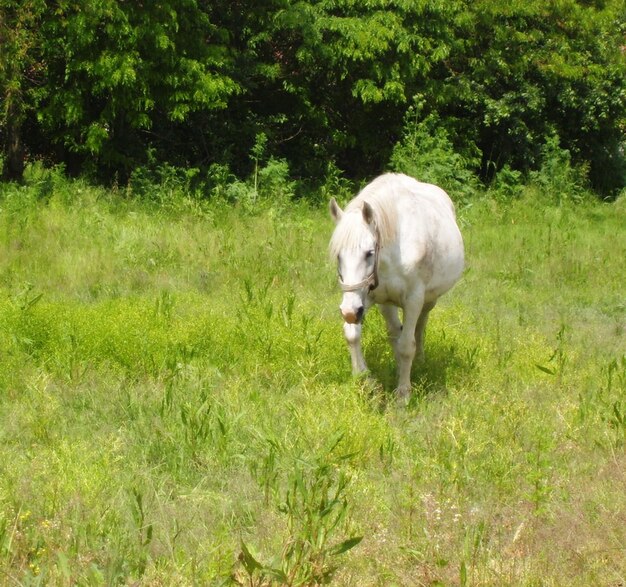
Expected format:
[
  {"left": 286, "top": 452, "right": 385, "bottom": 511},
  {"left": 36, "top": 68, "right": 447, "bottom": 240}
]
[{"left": 329, "top": 198, "right": 379, "bottom": 324}]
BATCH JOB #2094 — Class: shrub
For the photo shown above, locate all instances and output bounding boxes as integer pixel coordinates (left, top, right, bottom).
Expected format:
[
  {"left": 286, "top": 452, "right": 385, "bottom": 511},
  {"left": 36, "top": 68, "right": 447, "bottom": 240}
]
[
  {"left": 389, "top": 106, "right": 481, "bottom": 202},
  {"left": 529, "top": 135, "right": 589, "bottom": 204},
  {"left": 257, "top": 157, "right": 295, "bottom": 205},
  {"left": 324, "top": 159, "right": 352, "bottom": 190},
  {"left": 128, "top": 164, "right": 202, "bottom": 203},
  {"left": 488, "top": 165, "right": 525, "bottom": 200}
]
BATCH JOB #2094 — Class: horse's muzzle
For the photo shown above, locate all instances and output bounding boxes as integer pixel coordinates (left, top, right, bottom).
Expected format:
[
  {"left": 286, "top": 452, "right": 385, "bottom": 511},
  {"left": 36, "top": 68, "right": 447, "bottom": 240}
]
[{"left": 341, "top": 306, "right": 364, "bottom": 324}]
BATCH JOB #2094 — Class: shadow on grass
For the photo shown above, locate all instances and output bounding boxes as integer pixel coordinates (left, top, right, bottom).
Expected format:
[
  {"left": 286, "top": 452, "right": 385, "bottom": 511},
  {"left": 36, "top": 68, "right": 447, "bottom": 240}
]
[{"left": 364, "top": 333, "right": 480, "bottom": 408}]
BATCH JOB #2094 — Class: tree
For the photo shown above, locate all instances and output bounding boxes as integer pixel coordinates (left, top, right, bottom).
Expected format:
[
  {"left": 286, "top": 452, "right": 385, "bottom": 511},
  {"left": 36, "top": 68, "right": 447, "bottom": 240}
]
[
  {"left": 437, "top": 0, "right": 626, "bottom": 192},
  {"left": 216, "top": 0, "right": 461, "bottom": 177},
  {"left": 0, "top": 0, "right": 46, "bottom": 181},
  {"left": 1, "top": 0, "right": 624, "bottom": 192},
  {"left": 46, "top": 0, "right": 239, "bottom": 179}
]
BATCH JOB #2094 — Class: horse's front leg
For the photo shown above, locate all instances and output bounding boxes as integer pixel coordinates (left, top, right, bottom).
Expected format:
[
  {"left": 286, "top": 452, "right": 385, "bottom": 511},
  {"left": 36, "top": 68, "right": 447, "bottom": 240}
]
[
  {"left": 395, "top": 292, "right": 424, "bottom": 402},
  {"left": 343, "top": 322, "right": 368, "bottom": 375}
]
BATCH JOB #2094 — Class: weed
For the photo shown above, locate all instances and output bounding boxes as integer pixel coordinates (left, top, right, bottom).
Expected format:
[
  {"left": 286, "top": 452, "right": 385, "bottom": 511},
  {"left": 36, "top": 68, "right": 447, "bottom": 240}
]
[
  {"left": 235, "top": 435, "right": 362, "bottom": 586},
  {"left": 129, "top": 487, "right": 154, "bottom": 574}
]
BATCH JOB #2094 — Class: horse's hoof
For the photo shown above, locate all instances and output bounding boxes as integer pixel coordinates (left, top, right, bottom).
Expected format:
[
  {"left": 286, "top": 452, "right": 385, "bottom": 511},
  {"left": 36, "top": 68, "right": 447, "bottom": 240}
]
[
  {"left": 353, "top": 369, "right": 371, "bottom": 381},
  {"left": 395, "top": 385, "right": 411, "bottom": 405}
]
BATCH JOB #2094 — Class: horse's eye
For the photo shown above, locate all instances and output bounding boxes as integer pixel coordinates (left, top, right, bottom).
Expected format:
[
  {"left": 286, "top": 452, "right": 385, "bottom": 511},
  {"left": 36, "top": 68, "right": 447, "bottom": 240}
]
[{"left": 365, "top": 250, "right": 374, "bottom": 259}]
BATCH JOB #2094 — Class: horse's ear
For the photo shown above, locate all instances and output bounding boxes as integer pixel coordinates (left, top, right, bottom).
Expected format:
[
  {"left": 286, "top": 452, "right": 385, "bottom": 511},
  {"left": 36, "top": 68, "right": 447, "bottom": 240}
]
[
  {"left": 329, "top": 198, "right": 343, "bottom": 223},
  {"left": 362, "top": 201, "right": 374, "bottom": 225}
]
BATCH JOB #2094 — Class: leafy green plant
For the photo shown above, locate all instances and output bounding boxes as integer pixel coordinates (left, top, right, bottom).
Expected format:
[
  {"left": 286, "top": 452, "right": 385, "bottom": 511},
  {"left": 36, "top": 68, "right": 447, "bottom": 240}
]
[
  {"left": 251, "top": 133, "right": 268, "bottom": 203},
  {"left": 128, "top": 487, "right": 153, "bottom": 575},
  {"left": 318, "top": 162, "right": 353, "bottom": 206},
  {"left": 489, "top": 165, "right": 525, "bottom": 200},
  {"left": 524, "top": 435, "right": 556, "bottom": 517},
  {"left": 258, "top": 158, "right": 295, "bottom": 207},
  {"left": 390, "top": 105, "right": 481, "bottom": 202},
  {"left": 603, "top": 400, "right": 626, "bottom": 447},
  {"left": 535, "top": 323, "right": 569, "bottom": 380},
  {"left": 128, "top": 163, "right": 202, "bottom": 205},
  {"left": 598, "top": 357, "right": 626, "bottom": 448},
  {"left": 530, "top": 135, "right": 589, "bottom": 204},
  {"left": 235, "top": 441, "right": 362, "bottom": 586}
]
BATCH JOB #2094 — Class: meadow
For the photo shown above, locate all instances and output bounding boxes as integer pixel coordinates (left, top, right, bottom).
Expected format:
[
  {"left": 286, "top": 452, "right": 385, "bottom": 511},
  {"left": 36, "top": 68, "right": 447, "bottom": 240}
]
[{"left": 0, "top": 167, "right": 624, "bottom": 586}]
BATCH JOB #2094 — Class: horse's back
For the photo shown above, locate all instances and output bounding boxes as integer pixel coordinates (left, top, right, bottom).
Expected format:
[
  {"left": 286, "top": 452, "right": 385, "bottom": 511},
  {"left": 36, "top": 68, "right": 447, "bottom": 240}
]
[
  {"left": 366, "top": 173, "right": 464, "bottom": 299},
  {"left": 373, "top": 172, "right": 454, "bottom": 210}
]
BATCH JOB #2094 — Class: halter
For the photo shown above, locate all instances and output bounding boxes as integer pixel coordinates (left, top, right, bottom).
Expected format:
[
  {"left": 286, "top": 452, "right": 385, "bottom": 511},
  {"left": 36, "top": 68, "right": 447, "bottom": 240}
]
[{"left": 338, "top": 231, "right": 380, "bottom": 293}]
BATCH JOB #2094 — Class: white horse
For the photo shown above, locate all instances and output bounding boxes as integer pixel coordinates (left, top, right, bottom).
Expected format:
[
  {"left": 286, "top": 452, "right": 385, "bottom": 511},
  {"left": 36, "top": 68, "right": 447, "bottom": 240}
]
[{"left": 329, "top": 173, "right": 464, "bottom": 402}]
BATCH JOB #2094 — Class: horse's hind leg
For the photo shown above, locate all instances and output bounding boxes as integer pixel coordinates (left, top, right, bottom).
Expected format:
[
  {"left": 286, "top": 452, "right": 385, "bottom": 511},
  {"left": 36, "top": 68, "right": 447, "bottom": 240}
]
[
  {"left": 415, "top": 301, "right": 436, "bottom": 361},
  {"left": 380, "top": 304, "right": 402, "bottom": 357},
  {"left": 394, "top": 292, "right": 425, "bottom": 402}
]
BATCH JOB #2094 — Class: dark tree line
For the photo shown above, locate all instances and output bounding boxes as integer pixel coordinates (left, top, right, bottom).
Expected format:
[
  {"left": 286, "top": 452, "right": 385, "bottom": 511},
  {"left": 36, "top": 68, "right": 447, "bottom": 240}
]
[{"left": 1, "top": 0, "right": 625, "bottom": 194}]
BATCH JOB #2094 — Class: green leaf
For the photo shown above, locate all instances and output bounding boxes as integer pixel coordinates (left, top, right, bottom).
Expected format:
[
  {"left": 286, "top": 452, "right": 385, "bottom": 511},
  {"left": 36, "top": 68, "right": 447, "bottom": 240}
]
[
  {"left": 238, "top": 541, "right": 263, "bottom": 574},
  {"left": 264, "top": 567, "right": 289, "bottom": 582},
  {"left": 328, "top": 536, "right": 363, "bottom": 556},
  {"left": 535, "top": 363, "right": 556, "bottom": 375}
]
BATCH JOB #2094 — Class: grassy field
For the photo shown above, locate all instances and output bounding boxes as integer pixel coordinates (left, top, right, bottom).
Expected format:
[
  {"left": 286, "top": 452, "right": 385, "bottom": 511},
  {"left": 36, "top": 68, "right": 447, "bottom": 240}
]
[{"left": 0, "top": 170, "right": 624, "bottom": 586}]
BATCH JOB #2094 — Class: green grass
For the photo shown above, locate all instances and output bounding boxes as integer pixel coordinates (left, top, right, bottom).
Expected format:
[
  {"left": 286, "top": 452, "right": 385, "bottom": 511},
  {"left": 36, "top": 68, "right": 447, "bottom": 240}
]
[{"left": 0, "top": 173, "right": 625, "bottom": 586}]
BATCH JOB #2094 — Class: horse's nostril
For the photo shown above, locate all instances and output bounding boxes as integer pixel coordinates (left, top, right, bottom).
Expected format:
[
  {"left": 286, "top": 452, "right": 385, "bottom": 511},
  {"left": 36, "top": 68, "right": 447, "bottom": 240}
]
[{"left": 356, "top": 306, "right": 364, "bottom": 321}]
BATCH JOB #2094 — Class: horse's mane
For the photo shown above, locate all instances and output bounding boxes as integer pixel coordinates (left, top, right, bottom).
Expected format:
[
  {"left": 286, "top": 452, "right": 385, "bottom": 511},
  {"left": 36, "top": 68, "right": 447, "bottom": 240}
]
[{"left": 329, "top": 175, "right": 399, "bottom": 258}]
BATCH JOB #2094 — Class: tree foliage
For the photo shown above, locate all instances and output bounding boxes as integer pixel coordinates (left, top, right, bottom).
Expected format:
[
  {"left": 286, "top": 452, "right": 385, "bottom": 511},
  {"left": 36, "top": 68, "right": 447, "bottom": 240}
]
[
  {"left": 445, "top": 0, "right": 626, "bottom": 193},
  {"left": 1, "top": 0, "right": 624, "bottom": 193},
  {"left": 0, "top": 0, "right": 46, "bottom": 180}
]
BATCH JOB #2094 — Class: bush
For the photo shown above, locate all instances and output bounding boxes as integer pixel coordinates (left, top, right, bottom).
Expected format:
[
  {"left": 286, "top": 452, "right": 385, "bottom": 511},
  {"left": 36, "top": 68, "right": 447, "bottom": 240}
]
[
  {"left": 212, "top": 155, "right": 296, "bottom": 212},
  {"left": 257, "top": 158, "right": 295, "bottom": 205},
  {"left": 389, "top": 106, "right": 481, "bottom": 203},
  {"left": 529, "top": 135, "right": 589, "bottom": 204},
  {"left": 318, "top": 161, "right": 354, "bottom": 205},
  {"left": 488, "top": 165, "right": 525, "bottom": 201},
  {"left": 128, "top": 164, "right": 202, "bottom": 203}
]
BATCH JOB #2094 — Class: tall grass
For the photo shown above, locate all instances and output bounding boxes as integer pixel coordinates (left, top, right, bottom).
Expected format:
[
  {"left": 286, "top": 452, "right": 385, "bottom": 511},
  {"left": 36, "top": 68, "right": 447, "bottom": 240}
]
[{"left": 0, "top": 169, "right": 624, "bottom": 585}]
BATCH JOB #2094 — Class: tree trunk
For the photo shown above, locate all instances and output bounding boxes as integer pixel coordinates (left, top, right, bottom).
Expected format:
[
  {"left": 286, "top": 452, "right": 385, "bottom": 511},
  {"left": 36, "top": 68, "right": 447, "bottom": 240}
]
[{"left": 2, "top": 100, "right": 25, "bottom": 182}]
